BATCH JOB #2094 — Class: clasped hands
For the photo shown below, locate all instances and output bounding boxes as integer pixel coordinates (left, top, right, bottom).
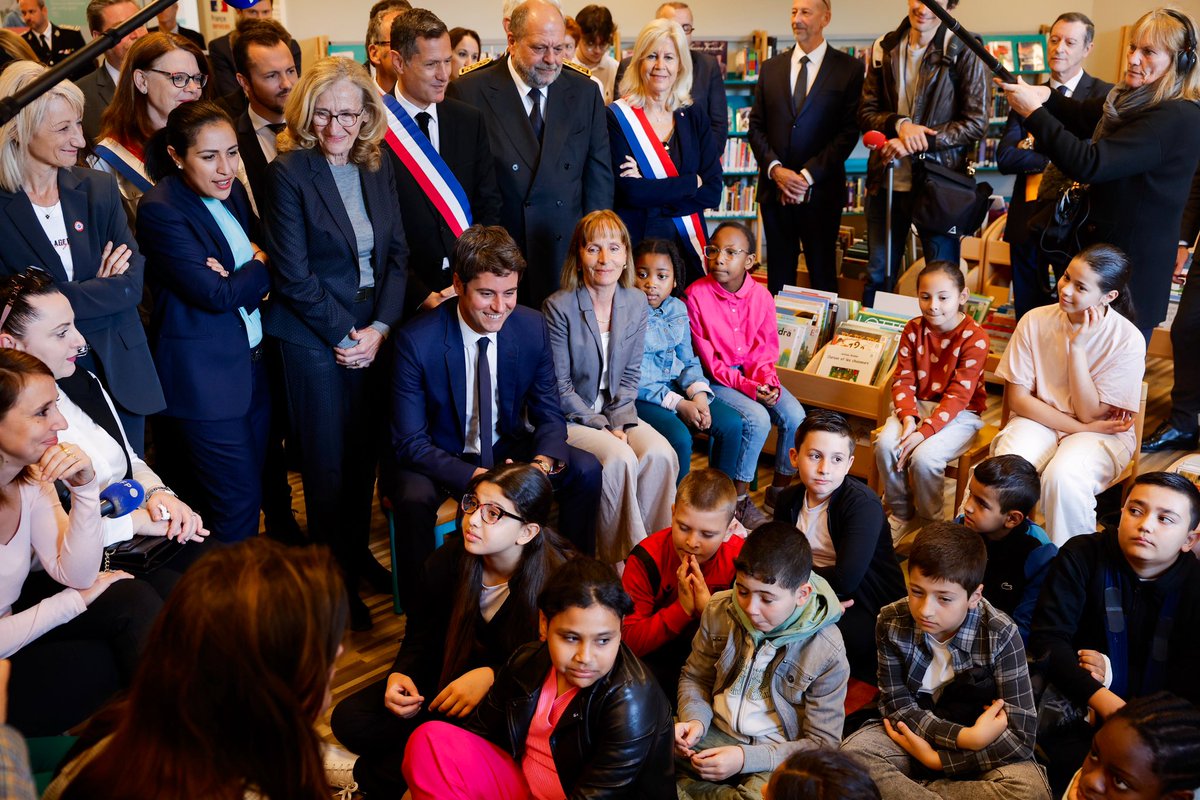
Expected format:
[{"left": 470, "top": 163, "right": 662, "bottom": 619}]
[
  {"left": 674, "top": 720, "right": 745, "bottom": 781},
  {"left": 770, "top": 165, "right": 810, "bottom": 205},
  {"left": 676, "top": 393, "right": 712, "bottom": 431},
  {"left": 883, "top": 698, "right": 1008, "bottom": 771}
]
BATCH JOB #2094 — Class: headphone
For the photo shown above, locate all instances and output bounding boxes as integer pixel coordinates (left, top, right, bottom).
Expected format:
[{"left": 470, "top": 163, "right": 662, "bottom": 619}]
[{"left": 1163, "top": 8, "right": 1198, "bottom": 75}]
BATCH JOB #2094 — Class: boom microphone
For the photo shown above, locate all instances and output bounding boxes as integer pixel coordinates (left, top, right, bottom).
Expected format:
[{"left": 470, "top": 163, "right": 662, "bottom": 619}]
[
  {"left": 100, "top": 479, "right": 145, "bottom": 518},
  {"left": 917, "top": 0, "right": 1017, "bottom": 83}
]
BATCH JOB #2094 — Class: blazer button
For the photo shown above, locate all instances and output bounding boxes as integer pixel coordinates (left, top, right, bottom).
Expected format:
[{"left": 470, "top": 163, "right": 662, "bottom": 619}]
[
  {"left": 563, "top": 163, "right": 571, "bottom": 170},
  {"left": 556, "top": 200, "right": 563, "bottom": 207},
  {"left": 525, "top": 201, "right": 532, "bottom": 207},
  {"left": 511, "top": 164, "right": 519, "bottom": 171}
]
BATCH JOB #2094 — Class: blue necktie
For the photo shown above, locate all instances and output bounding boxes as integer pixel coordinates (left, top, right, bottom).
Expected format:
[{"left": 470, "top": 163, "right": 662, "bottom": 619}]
[
  {"left": 477, "top": 337, "right": 494, "bottom": 468},
  {"left": 528, "top": 88, "right": 544, "bottom": 142}
]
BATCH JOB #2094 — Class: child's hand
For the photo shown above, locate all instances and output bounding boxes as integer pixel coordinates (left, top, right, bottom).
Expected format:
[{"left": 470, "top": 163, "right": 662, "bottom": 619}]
[
  {"left": 1085, "top": 410, "right": 1133, "bottom": 435},
  {"left": 898, "top": 415, "right": 917, "bottom": 441},
  {"left": 690, "top": 745, "right": 745, "bottom": 781},
  {"left": 609, "top": 428, "right": 628, "bottom": 443},
  {"left": 1078, "top": 649, "right": 1107, "bottom": 684},
  {"left": 383, "top": 672, "right": 425, "bottom": 718},
  {"left": 756, "top": 384, "right": 780, "bottom": 407},
  {"left": 675, "top": 558, "right": 698, "bottom": 616},
  {"left": 428, "top": 666, "right": 494, "bottom": 718},
  {"left": 676, "top": 399, "right": 709, "bottom": 430},
  {"left": 957, "top": 699, "right": 1008, "bottom": 751},
  {"left": 884, "top": 718, "right": 942, "bottom": 770},
  {"left": 895, "top": 430, "right": 927, "bottom": 471},
  {"left": 674, "top": 720, "right": 703, "bottom": 756},
  {"left": 688, "top": 571, "right": 712, "bottom": 615},
  {"left": 1068, "top": 305, "right": 1103, "bottom": 346}
]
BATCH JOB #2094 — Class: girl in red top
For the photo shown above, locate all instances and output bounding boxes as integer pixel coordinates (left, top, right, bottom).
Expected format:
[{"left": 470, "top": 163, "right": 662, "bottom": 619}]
[{"left": 874, "top": 261, "right": 989, "bottom": 540}]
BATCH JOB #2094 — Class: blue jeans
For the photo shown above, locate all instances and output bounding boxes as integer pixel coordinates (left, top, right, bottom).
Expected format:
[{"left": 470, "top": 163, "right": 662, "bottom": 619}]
[
  {"left": 865, "top": 188, "right": 960, "bottom": 306},
  {"left": 710, "top": 383, "right": 804, "bottom": 478},
  {"left": 635, "top": 398, "right": 745, "bottom": 484}
]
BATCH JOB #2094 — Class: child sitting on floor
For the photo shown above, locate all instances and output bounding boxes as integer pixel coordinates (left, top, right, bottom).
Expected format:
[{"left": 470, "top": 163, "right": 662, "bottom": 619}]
[{"left": 763, "top": 750, "right": 881, "bottom": 800}]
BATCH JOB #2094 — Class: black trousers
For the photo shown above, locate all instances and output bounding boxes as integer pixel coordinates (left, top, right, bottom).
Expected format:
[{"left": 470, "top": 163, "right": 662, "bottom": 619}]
[
  {"left": 762, "top": 194, "right": 844, "bottom": 295},
  {"left": 1168, "top": 266, "right": 1200, "bottom": 434},
  {"left": 330, "top": 676, "right": 440, "bottom": 796},
  {"left": 8, "top": 572, "right": 160, "bottom": 736},
  {"left": 260, "top": 339, "right": 299, "bottom": 540},
  {"left": 839, "top": 603, "right": 881, "bottom": 685}
]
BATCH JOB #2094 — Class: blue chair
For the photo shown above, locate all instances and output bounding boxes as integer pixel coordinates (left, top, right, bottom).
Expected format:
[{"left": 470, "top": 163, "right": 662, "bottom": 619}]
[{"left": 382, "top": 496, "right": 457, "bottom": 615}]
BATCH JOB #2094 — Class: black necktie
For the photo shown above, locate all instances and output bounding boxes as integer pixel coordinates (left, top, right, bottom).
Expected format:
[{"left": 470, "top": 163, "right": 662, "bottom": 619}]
[
  {"left": 1056, "top": 84, "right": 1069, "bottom": 96},
  {"left": 528, "top": 88, "right": 544, "bottom": 143},
  {"left": 477, "top": 337, "right": 494, "bottom": 468},
  {"left": 266, "top": 122, "right": 285, "bottom": 134},
  {"left": 792, "top": 55, "right": 810, "bottom": 115},
  {"left": 415, "top": 111, "right": 432, "bottom": 142}
]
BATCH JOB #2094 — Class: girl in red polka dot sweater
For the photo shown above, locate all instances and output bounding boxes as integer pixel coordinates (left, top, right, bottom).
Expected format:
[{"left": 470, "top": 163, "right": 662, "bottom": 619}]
[{"left": 873, "top": 261, "right": 990, "bottom": 541}]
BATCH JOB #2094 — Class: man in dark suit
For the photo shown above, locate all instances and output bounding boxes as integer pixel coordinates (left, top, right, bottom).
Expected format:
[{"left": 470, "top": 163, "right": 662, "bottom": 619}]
[
  {"left": 614, "top": 1, "right": 727, "bottom": 153},
  {"left": 364, "top": 0, "right": 409, "bottom": 95},
  {"left": 228, "top": 18, "right": 296, "bottom": 213},
  {"left": 146, "top": 2, "right": 205, "bottom": 51},
  {"left": 20, "top": 0, "right": 88, "bottom": 79},
  {"left": 390, "top": 225, "right": 602, "bottom": 607},
  {"left": 208, "top": 0, "right": 301, "bottom": 100},
  {"left": 446, "top": 0, "right": 613, "bottom": 308},
  {"left": 996, "top": 12, "right": 1111, "bottom": 318},
  {"left": 75, "top": 0, "right": 147, "bottom": 143},
  {"left": 748, "top": 0, "right": 863, "bottom": 294},
  {"left": 384, "top": 8, "right": 502, "bottom": 315}
]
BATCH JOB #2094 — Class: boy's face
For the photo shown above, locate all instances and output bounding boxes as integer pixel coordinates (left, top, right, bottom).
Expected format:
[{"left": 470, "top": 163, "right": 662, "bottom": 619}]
[
  {"left": 961, "top": 478, "right": 1021, "bottom": 539},
  {"left": 734, "top": 571, "right": 812, "bottom": 632},
  {"left": 1118, "top": 484, "right": 1200, "bottom": 578},
  {"left": 907, "top": 567, "right": 982, "bottom": 642},
  {"left": 670, "top": 501, "right": 733, "bottom": 565},
  {"left": 789, "top": 429, "right": 854, "bottom": 504}
]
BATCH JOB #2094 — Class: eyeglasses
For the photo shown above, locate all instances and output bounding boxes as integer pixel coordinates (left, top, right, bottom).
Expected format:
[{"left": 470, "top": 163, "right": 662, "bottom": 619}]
[
  {"left": 144, "top": 68, "right": 207, "bottom": 89},
  {"left": 461, "top": 494, "right": 527, "bottom": 525},
  {"left": 373, "top": 39, "right": 390, "bottom": 46},
  {"left": 679, "top": 24, "right": 695, "bottom": 34},
  {"left": 0, "top": 268, "right": 52, "bottom": 332},
  {"left": 704, "top": 245, "right": 749, "bottom": 259},
  {"left": 312, "top": 108, "right": 367, "bottom": 127}
]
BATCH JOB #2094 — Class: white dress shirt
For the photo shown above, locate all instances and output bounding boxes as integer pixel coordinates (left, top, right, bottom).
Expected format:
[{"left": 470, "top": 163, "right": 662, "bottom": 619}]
[
  {"left": 394, "top": 88, "right": 440, "bottom": 152},
  {"left": 247, "top": 104, "right": 280, "bottom": 162},
  {"left": 1049, "top": 70, "right": 1084, "bottom": 97},
  {"left": 458, "top": 307, "right": 500, "bottom": 456},
  {"left": 507, "top": 56, "right": 547, "bottom": 119}
]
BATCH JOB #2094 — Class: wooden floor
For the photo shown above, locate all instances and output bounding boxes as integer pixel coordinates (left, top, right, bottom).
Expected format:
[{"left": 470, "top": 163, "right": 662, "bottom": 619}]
[{"left": 317, "top": 353, "right": 1185, "bottom": 742}]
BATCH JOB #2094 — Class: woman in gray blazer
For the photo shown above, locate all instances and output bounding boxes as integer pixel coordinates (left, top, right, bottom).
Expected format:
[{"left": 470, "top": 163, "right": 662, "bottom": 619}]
[{"left": 543, "top": 211, "right": 678, "bottom": 564}]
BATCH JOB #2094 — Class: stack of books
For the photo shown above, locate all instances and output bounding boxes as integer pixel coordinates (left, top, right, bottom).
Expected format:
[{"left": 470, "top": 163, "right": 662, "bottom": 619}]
[
  {"left": 775, "top": 286, "right": 847, "bottom": 371},
  {"left": 982, "top": 304, "right": 1016, "bottom": 356},
  {"left": 721, "top": 138, "right": 758, "bottom": 172}
]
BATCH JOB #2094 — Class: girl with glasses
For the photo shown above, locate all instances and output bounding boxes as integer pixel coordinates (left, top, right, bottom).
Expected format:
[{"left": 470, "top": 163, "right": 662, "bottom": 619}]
[{"left": 330, "top": 463, "right": 575, "bottom": 797}]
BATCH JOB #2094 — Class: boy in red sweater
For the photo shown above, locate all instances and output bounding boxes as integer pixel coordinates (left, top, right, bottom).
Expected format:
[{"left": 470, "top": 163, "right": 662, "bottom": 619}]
[{"left": 622, "top": 468, "right": 745, "bottom": 703}]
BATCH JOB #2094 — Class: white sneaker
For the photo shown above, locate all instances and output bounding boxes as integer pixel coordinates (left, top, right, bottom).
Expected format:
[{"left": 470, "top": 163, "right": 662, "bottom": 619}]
[
  {"left": 887, "top": 514, "right": 922, "bottom": 546},
  {"left": 322, "top": 743, "right": 358, "bottom": 798}
]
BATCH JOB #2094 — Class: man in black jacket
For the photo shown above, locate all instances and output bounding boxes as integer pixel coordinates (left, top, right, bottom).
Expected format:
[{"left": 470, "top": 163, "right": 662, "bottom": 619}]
[
  {"left": 20, "top": 0, "right": 86, "bottom": 79},
  {"left": 75, "top": 0, "right": 147, "bottom": 143},
  {"left": 228, "top": 18, "right": 296, "bottom": 213},
  {"left": 208, "top": 0, "right": 301, "bottom": 101}
]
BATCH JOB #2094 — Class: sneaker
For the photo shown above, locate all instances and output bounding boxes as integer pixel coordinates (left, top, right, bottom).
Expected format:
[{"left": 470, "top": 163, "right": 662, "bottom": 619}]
[
  {"left": 322, "top": 743, "right": 358, "bottom": 798},
  {"left": 887, "top": 514, "right": 921, "bottom": 547},
  {"left": 734, "top": 495, "right": 771, "bottom": 531}
]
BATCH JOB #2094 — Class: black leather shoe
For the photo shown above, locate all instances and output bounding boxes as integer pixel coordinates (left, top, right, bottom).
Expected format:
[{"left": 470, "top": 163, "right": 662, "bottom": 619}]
[{"left": 1142, "top": 422, "right": 1199, "bottom": 453}]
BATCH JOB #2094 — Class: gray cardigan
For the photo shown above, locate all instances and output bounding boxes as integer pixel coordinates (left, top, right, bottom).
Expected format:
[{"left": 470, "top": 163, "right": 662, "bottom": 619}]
[
  {"left": 542, "top": 285, "right": 648, "bottom": 430},
  {"left": 677, "top": 591, "right": 849, "bottom": 773}
]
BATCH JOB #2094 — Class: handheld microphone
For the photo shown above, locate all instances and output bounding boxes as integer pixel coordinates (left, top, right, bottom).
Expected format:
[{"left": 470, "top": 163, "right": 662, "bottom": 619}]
[
  {"left": 100, "top": 479, "right": 145, "bottom": 518},
  {"left": 862, "top": 131, "right": 888, "bottom": 151}
]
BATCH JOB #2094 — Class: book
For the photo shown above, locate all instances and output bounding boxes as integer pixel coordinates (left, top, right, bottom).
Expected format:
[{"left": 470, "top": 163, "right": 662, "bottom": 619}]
[
  {"left": 965, "top": 293, "right": 993, "bottom": 324},
  {"left": 985, "top": 41, "right": 1015, "bottom": 72},
  {"left": 820, "top": 335, "right": 884, "bottom": 385},
  {"left": 855, "top": 307, "right": 912, "bottom": 331},
  {"left": 872, "top": 292, "right": 921, "bottom": 319},
  {"left": 1018, "top": 40, "right": 1045, "bottom": 72}
]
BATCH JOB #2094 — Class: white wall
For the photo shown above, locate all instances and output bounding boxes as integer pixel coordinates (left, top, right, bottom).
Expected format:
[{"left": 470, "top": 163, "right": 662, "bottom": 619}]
[{"left": 284, "top": 0, "right": 1200, "bottom": 82}]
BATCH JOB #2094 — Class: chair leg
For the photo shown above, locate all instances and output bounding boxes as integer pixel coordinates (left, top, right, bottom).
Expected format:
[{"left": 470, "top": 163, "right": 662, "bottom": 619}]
[
  {"left": 385, "top": 507, "right": 403, "bottom": 616},
  {"left": 953, "top": 456, "right": 971, "bottom": 514}
]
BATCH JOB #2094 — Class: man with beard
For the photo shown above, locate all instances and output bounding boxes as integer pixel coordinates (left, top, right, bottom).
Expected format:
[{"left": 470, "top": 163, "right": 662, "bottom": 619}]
[{"left": 230, "top": 18, "right": 297, "bottom": 214}]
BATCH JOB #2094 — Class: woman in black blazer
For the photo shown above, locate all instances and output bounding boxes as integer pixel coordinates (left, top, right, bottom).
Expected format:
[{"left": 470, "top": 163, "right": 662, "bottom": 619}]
[
  {"left": 607, "top": 18, "right": 722, "bottom": 286},
  {"left": 1001, "top": 8, "right": 1200, "bottom": 336},
  {"left": 136, "top": 101, "right": 272, "bottom": 543},
  {"left": 0, "top": 61, "right": 164, "bottom": 454},
  {"left": 263, "top": 57, "right": 408, "bottom": 630}
]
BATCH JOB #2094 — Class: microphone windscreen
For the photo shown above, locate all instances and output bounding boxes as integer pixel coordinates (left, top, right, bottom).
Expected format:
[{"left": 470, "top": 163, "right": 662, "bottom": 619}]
[
  {"left": 99, "top": 479, "right": 145, "bottom": 519},
  {"left": 863, "top": 131, "right": 888, "bottom": 150},
  {"left": 224, "top": 0, "right": 260, "bottom": 7}
]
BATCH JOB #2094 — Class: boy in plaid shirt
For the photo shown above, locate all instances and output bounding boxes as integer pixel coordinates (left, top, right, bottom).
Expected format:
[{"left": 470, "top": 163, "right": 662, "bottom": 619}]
[{"left": 842, "top": 522, "right": 1050, "bottom": 799}]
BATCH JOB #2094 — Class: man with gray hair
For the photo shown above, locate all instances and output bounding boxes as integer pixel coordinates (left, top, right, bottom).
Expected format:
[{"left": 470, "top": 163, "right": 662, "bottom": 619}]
[{"left": 448, "top": 0, "right": 612, "bottom": 307}]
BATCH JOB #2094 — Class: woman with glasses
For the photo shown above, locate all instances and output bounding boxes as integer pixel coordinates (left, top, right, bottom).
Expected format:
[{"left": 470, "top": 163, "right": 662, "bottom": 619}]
[
  {"left": 0, "top": 61, "right": 164, "bottom": 456},
  {"left": 263, "top": 56, "right": 408, "bottom": 631},
  {"left": 135, "top": 101, "right": 271, "bottom": 545},
  {"left": 330, "top": 463, "right": 575, "bottom": 797},
  {"left": 608, "top": 18, "right": 721, "bottom": 286},
  {"left": 93, "top": 32, "right": 209, "bottom": 222}
]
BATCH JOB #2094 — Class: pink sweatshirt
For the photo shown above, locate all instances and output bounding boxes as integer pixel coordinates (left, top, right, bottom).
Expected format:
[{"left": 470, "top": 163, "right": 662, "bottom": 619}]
[{"left": 685, "top": 274, "right": 780, "bottom": 398}]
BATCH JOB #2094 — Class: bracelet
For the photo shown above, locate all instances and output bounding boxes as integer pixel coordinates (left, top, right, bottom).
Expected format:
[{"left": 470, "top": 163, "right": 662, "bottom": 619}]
[{"left": 145, "top": 486, "right": 176, "bottom": 499}]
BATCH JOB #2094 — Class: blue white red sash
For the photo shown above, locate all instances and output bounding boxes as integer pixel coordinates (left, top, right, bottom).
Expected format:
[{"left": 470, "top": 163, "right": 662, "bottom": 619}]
[
  {"left": 379, "top": 90, "right": 472, "bottom": 237},
  {"left": 609, "top": 98, "right": 707, "bottom": 267},
  {"left": 92, "top": 139, "right": 153, "bottom": 193}
]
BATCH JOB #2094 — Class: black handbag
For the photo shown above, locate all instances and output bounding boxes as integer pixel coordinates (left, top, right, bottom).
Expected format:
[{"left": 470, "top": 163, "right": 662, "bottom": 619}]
[
  {"left": 1027, "top": 181, "right": 1090, "bottom": 264},
  {"left": 103, "top": 535, "right": 185, "bottom": 575},
  {"left": 911, "top": 156, "right": 993, "bottom": 238}
]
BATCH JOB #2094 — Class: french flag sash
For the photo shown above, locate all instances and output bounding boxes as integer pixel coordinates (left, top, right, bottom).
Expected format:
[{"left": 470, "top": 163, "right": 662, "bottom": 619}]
[
  {"left": 92, "top": 139, "right": 153, "bottom": 193},
  {"left": 379, "top": 90, "right": 472, "bottom": 237},
  {"left": 609, "top": 98, "right": 706, "bottom": 267}
]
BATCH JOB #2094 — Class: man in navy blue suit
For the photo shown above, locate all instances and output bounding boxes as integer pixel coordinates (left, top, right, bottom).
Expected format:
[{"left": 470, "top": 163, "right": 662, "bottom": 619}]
[
  {"left": 390, "top": 225, "right": 601, "bottom": 604},
  {"left": 748, "top": 0, "right": 863, "bottom": 294}
]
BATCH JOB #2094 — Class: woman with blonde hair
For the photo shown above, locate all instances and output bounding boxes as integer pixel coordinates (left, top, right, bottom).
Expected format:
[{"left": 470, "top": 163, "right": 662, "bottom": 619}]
[
  {"left": 263, "top": 56, "right": 408, "bottom": 631},
  {"left": 0, "top": 30, "right": 40, "bottom": 70},
  {"left": 610, "top": 17, "right": 721, "bottom": 285},
  {"left": 543, "top": 210, "right": 678, "bottom": 564}
]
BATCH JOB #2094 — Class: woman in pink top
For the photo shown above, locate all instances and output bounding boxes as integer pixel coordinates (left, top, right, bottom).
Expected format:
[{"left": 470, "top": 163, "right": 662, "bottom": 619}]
[
  {"left": 686, "top": 221, "right": 806, "bottom": 514},
  {"left": 992, "top": 244, "right": 1146, "bottom": 545}
]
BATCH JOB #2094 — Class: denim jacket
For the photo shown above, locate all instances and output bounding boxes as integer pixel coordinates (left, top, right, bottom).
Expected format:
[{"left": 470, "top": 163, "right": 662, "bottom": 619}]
[
  {"left": 677, "top": 589, "right": 850, "bottom": 773},
  {"left": 637, "top": 295, "right": 711, "bottom": 410}
]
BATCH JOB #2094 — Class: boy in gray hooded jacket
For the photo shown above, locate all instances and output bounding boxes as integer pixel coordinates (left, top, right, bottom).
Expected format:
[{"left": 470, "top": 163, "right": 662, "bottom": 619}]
[{"left": 675, "top": 521, "right": 850, "bottom": 799}]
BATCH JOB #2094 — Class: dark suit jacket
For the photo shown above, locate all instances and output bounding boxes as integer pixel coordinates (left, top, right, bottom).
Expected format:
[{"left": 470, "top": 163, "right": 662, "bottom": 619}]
[
  {"left": 995, "top": 72, "right": 1111, "bottom": 244},
  {"left": 1183, "top": 165, "right": 1200, "bottom": 246},
  {"left": 147, "top": 24, "right": 205, "bottom": 52},
  {"left": 387, "top": 96, "right": 502, "bottom": 310},
  {"left": 445, "top": 56, "right": 614, "bottom": 306},
  {"left": 261, "top": 147, "right": 408, "bottom": 349},
  {"left": 747, "top": 45, "right": 863, "bottom": 210},
  {"left": 391, "top": 300, "right": 569, "bottom": 493},
  {"left": 209, "top": 32, "right": 302, "bottom": 100},
  {"left": 24, "top": 23, "right": 88, "bottom": 79},
  {"left": 75, "top": 64, "right": 116, "bottom": 144},
  {"left": 616, "top": 49, "right": 727, "bottom": 152},
  {"left": 136, "top": 175, "right": 271, "bottom": 420},
  {"left": 0, "top": 167, "right": 164, "bottom": 415},
  {"left": 607, "top": 103, "right": 721, "bottom": 268},
  {"left": 233, "top": 107, "right": 271, "bottom": 211}
]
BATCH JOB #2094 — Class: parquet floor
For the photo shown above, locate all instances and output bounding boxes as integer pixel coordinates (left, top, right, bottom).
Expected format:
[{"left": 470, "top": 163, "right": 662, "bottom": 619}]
[{"left": 316, "top": 353, "right": 1183, "bottom": 743}]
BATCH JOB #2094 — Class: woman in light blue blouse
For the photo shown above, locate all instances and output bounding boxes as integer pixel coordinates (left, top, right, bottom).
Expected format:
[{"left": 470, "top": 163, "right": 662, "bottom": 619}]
[
  {"left": 136, "top": 101, "right": 271, "bottom": 543},
  {"left": 632, "top": 239, "right": 764, "bottom": 528}
]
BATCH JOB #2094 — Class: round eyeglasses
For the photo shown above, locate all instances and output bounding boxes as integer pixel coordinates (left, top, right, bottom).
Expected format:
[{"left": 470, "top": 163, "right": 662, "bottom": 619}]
[
  {"left": 145, "top": 68, "right": 207, "bottom": 89},
  {"left": 704, "top": 244, "right": 749, "bottom": 259},
  {"left": 461, "top": 494, "right": 527, "bottom": 525}
]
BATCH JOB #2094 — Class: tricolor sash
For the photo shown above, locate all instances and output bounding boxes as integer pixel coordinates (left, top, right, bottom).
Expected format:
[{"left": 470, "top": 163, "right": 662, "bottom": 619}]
[
  {"left": 379, "top": 90, "right": 472, "bottom": 237},
  {"left": 609, "top": 98, "right": 707, "bottom": 267},
  {"left": 92, "top": 139, "right": 153, "bottom": 193}
]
